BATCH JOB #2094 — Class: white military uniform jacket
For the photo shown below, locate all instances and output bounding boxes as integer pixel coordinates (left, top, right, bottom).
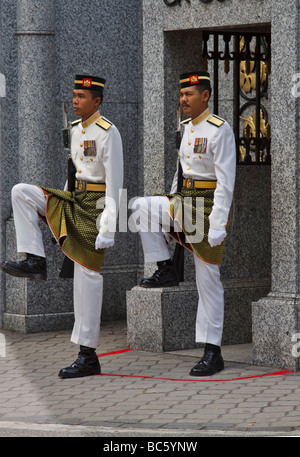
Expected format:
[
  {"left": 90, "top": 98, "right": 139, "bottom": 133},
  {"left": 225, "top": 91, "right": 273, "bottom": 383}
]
[
  {"left": 70, "top": 110, "right": 123, "bottom": 239},
  {"left": 171, "top": 108, "right": 236, "bottom": 232}
]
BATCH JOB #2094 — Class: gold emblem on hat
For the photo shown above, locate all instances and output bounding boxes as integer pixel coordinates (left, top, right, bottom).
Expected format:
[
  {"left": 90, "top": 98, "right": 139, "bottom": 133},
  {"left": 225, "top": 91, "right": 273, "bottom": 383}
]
[
  {"left": 189, "top": 75, "right": 199, "bottom": 85},
  {"left": 82, "top": 78, "right": 92, "bottom": 88}
]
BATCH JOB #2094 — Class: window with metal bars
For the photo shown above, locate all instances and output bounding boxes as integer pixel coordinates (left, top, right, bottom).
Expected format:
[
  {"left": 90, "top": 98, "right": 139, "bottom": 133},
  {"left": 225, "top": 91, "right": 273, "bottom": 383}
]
[{"left": 202, "top": 30, "right": 271, "bottom": 165}]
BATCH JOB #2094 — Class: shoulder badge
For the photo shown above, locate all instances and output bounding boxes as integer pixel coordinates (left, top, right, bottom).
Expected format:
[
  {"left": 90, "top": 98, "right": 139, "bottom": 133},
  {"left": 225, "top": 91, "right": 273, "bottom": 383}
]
[
  {"left": 96, "top": 117, "right": 112, "bottom": 131},
  {"left": 71, "top": 119, "right": 81, "bottom": 127},
  {"left": 207, "top": 115, "right": 225, "bottom": 127}
]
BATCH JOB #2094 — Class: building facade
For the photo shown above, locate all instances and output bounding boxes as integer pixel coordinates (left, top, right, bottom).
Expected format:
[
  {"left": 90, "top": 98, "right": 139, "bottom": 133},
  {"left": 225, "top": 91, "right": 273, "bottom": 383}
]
[{"left": 0, "top": 0, "right": 299, "bottom": 370}]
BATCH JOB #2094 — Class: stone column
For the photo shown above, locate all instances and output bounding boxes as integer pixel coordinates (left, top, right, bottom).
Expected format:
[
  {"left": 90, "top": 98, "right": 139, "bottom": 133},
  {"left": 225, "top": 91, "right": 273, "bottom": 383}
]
[
  {"left": 16, "top": 0, "right": 57, "bottom": 184},
  {"left": 0, "top": 73, "right": 5, "bottom": 328},
  {"left": 2, "top": 0, "right": 74, "bottom": 332},
  {"left": 252, "top": 0, "right": 300, "bottom": 371}
]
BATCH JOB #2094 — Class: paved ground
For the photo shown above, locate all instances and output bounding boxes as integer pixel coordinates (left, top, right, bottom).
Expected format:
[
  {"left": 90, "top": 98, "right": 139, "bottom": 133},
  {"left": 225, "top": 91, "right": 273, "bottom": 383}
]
[{"left": 0, "top": 320, "right": 300, "bottom": 438}]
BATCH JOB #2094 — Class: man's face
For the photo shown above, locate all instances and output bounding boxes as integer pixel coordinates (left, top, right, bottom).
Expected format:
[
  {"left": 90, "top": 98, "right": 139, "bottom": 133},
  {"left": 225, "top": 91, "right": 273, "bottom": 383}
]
[
  {"left": 73, "top": 89, "right": 101, "bottom": 121},
  {"left": 180, "top": 86, "right": 210, "bottom": 119}
]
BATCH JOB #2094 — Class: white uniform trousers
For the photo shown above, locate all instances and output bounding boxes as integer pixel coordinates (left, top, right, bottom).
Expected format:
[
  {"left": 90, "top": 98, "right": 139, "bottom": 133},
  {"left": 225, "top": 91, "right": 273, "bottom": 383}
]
[
  {"left": 132, "top": 195, "right": 224, "bottom": 347},
  {"left": 11, "top": 183, "right": 103, "bottom": 349}
]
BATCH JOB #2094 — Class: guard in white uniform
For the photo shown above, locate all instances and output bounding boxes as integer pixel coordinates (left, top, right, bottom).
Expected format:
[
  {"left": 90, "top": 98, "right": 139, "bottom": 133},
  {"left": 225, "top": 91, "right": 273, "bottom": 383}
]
[
  {"left": 132, "top": 71, "right": 236, "bottom": 376},
  {"left": 1, "top": 74, "right": 123, "bottom": 378}
]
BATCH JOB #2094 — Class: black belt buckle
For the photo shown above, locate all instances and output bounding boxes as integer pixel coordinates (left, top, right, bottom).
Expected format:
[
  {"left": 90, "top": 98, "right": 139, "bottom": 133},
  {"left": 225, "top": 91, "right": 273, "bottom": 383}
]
[{"left": 186, "top": 177, "right": 194, "bottom": 189}]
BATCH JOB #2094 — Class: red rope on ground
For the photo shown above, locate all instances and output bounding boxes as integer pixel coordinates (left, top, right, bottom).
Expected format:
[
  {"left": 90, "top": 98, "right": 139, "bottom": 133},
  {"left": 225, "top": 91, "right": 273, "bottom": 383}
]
[
  {"left": 97, "top": 348, "right": 293, "bottom": 382},
  {"left": 98, "top": 349, "right": 132, "bottom": 357}
]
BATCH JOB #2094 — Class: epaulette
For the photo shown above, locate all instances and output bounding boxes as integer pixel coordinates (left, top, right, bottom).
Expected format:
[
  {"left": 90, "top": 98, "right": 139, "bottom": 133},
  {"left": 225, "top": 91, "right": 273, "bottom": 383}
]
[
  {"left": 207, "top": 115, "right": 225, "bottom": 127},
  {"left": 71, "top": 119, "right": 81, "bottom": 127},
  {"left": 96, "top": 117, "right": 112, "bottom": 131},
  {"left": 180, "top": 117, "right": 191, "bottom": 125}
]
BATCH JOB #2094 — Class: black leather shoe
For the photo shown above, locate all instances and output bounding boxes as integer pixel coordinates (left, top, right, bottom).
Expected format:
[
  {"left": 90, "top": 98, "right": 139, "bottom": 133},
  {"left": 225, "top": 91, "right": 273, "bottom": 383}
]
[
  {"left": 190, "top": 344, "right": 224, "bottom": 377},
  {"left": 0, "top": 254, "right": 47, "bottom": 282},
  {"left": 140, "top": 259, "right": 179, "bottom": 288},
  {"left": 58, "top": 346, "right": 101, "bottom": 379}
]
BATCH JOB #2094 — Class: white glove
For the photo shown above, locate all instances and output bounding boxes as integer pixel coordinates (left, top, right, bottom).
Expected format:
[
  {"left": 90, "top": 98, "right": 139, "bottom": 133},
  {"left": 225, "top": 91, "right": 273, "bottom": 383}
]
[
  {"left": 95, "top": 233, "right": 115, "bottom": 250},
  {"left": 208, "top": 228, "right": 226, "bottom": 247}
]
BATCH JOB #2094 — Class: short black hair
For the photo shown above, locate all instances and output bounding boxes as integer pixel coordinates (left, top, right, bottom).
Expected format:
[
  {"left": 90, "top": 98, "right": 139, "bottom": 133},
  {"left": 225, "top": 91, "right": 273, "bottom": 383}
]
[
  {"left": 90, "top": 89, "right": 103, "bottom": 105},
  {"left": 195, "top": 84, "right": 212, "bottom": 99}
]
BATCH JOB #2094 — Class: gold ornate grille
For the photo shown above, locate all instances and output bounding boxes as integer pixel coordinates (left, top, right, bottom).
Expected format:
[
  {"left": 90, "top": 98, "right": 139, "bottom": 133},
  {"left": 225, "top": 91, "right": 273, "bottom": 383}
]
[{"left": 202, "top": 31, "right": 271, "bottom": 164}]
